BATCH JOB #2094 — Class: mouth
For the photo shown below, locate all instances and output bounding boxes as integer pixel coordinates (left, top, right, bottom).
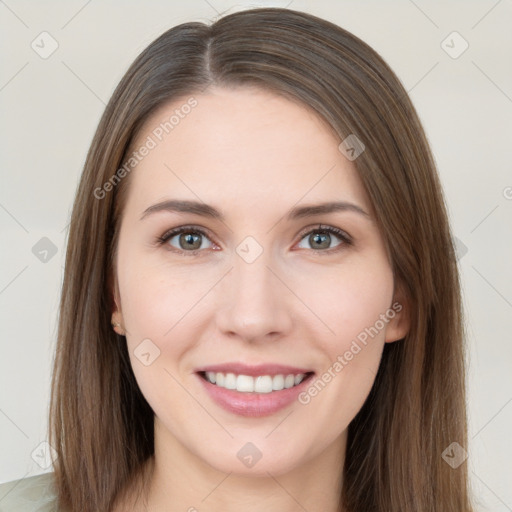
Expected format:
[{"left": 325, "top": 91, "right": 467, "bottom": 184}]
[
  {"left": 197, "top": 370, "right": 315, "bottom": 393},
  {"left": 194, "top": 364, "right": 316, "bottom": 417},
  {"left": 194, "top": 362, "right": 316, "bottom": 417}
]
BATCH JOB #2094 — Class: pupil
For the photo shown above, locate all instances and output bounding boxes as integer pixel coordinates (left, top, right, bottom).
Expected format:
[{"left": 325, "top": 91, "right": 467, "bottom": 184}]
[
  {"left": 312, "top": 232, "right": 329, "bottom": 249},
  {"left": 182, "top": 233, "right": 200, "bottom": 250}
]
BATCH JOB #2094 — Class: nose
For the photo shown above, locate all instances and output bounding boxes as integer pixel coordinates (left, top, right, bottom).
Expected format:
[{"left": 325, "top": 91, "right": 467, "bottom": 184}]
[{"left": 215, "top": 248, "right": 293, "bottom": 343}]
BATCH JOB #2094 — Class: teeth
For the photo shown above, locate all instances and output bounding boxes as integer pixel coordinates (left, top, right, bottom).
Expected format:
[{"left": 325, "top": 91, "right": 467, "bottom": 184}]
[
  {"left": 237, "top": 374, "right": 254, "bottom": 392},
  {"left": 284, "top": 374, "right": 295, "bottom": 388},
  {"left": 272, "top": 374, "right": 284, "bottom": 391},
  {"left": 254, "top": 375, "right": 273, "bottom": 393},
  {"left": 224, "top": 373, "right": 237, "bottom": 390},
  {"left": 204, "top": 372, "right": 308, "bottom": 393}
]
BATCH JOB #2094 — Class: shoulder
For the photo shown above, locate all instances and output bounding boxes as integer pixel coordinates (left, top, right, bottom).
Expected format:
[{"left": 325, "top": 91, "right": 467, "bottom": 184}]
[{"left": 0, "top": 472, "right": 60, "bottom": 512}]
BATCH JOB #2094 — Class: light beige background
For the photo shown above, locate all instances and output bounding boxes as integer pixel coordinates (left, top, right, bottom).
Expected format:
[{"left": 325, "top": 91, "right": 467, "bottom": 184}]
[{"left": 1, "top": 1, "right": 511, "bottom": 510}]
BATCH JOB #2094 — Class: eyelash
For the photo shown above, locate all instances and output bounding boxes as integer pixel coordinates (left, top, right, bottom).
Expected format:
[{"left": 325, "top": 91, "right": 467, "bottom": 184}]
[{"left": 156, "top": 224, "right": 352, "bottom": 257}]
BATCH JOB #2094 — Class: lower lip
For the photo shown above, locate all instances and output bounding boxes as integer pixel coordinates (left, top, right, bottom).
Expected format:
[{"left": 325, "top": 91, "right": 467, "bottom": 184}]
[{"left": 196, "top": 373, "right": 314, "bottom": 417}]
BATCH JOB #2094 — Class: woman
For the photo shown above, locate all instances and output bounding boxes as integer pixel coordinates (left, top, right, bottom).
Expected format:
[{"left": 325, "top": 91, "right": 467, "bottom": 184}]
[{"left": 0, "top": 7, "right": 473, "bottom": 511}]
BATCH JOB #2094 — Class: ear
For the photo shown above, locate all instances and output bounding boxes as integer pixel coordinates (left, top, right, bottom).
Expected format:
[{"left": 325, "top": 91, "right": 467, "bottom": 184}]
[
  {"left": 384, "top": 283, "right": 410, "bottom": 343},
  {"left": 110, "top": 273, "right": 126, "bottom": 336}
]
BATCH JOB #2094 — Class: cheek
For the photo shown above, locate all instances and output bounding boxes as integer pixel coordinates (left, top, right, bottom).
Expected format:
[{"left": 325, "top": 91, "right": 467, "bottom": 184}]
[
  {"left": 296, "top": 263, "right": 394, "bottom": 428},
  {"left": 119, "top": 253, "right": 204, "bottom": 337},
  {"left": 304, "top": 257, "right": 395, "bottom": 349},
  {"left": 117, "top": 254, "right": 217, "bottom": 395},
  {"left": 118, "top": 263, "right": 197, "bottom": 412}
]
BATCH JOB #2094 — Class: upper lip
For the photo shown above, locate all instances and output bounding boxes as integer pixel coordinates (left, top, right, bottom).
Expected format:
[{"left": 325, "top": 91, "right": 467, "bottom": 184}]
[{"left": 195, "top": 362, "right": 314, "bottom": 377}]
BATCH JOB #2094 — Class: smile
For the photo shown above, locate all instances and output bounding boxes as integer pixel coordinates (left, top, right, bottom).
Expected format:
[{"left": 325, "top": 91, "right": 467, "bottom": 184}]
[
  {"left": 200, "top": 371, "right": 311, "bottom": 393},
  {"left": 195, "top": 367, "right": 316, "bottom": 417}
]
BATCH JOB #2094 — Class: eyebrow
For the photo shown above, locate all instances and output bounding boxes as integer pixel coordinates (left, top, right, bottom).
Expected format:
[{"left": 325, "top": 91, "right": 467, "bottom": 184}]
[{"left": 140, "top": 199, "right": 369, "bottom": 221}]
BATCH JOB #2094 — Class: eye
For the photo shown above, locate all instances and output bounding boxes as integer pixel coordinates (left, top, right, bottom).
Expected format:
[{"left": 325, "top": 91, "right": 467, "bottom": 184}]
[
  {"left": 157, "top": 224, "right": 352, "bottom": 256},
  {"left": 295, "top": 224, "right": 352, "bottom": 253},
  {"left": 157, "top": 226, "right": 215, "bottom": 255}
]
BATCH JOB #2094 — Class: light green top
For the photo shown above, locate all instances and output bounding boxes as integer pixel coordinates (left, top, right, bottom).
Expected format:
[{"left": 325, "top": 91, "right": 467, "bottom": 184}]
[{"left": 0, "top": 472, "right": 59, "bottom": 512}]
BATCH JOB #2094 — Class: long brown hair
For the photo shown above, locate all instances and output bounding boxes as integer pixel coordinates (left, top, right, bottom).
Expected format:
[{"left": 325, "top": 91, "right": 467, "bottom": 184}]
[{"left": 49, "top": 7, "right": 473, "bottom": 511}]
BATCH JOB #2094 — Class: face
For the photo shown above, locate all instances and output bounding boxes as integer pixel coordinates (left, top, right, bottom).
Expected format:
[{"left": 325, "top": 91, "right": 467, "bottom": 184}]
[{"left": 112, "top": 86, "right": 408, "bottom": 477}]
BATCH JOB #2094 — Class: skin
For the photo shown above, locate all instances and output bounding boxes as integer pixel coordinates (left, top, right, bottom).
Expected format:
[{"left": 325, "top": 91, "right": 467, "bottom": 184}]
[{"left": 111, "top": 86, "right": 409, "bottom": 512}]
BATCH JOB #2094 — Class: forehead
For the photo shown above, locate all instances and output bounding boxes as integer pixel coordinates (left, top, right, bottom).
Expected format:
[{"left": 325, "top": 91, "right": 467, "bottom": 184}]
[{"left": 125, "top": 86, "right": 370, "bottom": 216}]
